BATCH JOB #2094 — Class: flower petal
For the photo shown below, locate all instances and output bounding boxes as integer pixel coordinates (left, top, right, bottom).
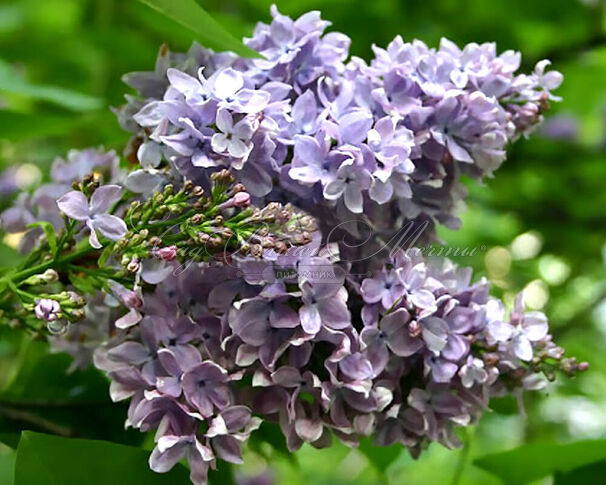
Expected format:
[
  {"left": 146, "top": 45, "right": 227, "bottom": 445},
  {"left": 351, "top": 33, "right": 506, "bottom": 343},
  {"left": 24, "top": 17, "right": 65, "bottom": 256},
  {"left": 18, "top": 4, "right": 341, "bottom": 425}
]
[{"left": 57, "top": 191, "right": 89, "bottom": 220}]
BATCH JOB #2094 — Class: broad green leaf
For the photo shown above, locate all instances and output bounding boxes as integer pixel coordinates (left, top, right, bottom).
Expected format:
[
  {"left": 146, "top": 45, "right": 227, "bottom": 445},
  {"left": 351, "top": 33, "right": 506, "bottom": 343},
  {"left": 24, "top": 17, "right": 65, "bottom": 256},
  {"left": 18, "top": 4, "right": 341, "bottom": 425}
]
[
  {"left": 358, "top": 437, "right": 403, "bottom": 475},
  {"left": 0, "top": 341, "right": 141, "bottom": 446},
  {"left": 14, "top": 431, "right": 189, "bottom": 485},
  {"left": 0, "top": 59, "right": 102, "bottom": 112},
  {"left": 474, "top": 439, "right": 606, "bottom": 484},
  {"left": 0, "top": 111, "right": 81, "bottom": 140},
  {"left": 0, "top": 450, "right": 15, "bottom": 485},
  {"left": 554, "top": 460, "right": 606, "bottom": 484},
  {"left": 137, "top": 0, "right": 259, "bottom": 58},
  {"left": 25, "top": 222, "right": 56, "bottom": 254},
  {"left": 0, "top": 243, "right": 24, "bottom": 269}
]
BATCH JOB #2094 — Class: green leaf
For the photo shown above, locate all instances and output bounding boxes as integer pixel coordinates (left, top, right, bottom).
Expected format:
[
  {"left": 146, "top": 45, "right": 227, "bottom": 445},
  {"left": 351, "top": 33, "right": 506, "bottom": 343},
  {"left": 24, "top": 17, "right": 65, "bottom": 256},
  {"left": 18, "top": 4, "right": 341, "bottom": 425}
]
[
  {"left": 0, "top": 59, "right": 102, "bottom": 112},
  {"left": 137, "top": 0, "right": 259, "bottom": 58},
  {"left": 14, "top": 431, "right": 189, "bottom": 485},
  {"left": 0, "top": 111, "right": 81, "bottom": 141},
  {"left": 97, "top": 246, "right": 112, "bottom": 268},
  {"left": 358, "top": 437, "right": 403, "bottom": 475},
  {"left": 555, "top": 460, "right": 606, "bottom": 484},
  {"left": 0, "top": 341, "right": 142, "bottom": 446},
  {"left": 25, "top": 222, "right": 56, "bottom": 255},
  {"left": 474, "top": 439, "right": 606, "bottom": 484},
  {"left": 0, "top": 449, "right": 15, "bottom": 485},
  {"left": 248, "top": 422, "right": 297, "bottom": 465}
]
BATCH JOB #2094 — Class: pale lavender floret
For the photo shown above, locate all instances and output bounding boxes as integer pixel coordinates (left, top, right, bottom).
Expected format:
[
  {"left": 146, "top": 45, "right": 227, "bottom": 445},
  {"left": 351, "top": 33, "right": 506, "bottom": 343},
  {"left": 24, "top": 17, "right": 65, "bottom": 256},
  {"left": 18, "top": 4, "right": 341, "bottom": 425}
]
[
  {"left": 56, "top": 185, "right": 127, "bottom": 249},
  {"left": 211, "top": 109, "right": 255, "bottom": 162},
  {"left": 288, "top": 133, "right": 335, "bottom": 185},
  {"left": 150, "top": 434, "right": 213, "bottom": 485},
  {"left": 459, "top": 356, "right": 490, "bottom": 388},
  {"left": 297, "top": 257, "right": 350, "bottom": 334},
  {"left": 182, "top": 361, "right": 231, "bottom": 417},
  {"left": 205, "top": 406, "right": 261, "bottom": 464},
  {"left": 322, "top": 159, "right": 372, "bottom": 214},
  {"left": 50, "top": 149, "right": 119, "bottom": 184},
  {"left": 507, "top": 294, "right": 549, "bottom": 361}
]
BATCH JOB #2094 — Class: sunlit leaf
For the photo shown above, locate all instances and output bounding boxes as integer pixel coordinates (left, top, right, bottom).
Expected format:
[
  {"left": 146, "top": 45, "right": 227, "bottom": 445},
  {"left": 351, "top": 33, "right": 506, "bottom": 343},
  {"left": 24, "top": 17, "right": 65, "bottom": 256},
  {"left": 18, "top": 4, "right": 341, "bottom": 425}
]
[
  {"left": 0, "top": 450, "right": 15, "bottom": 485},
  {"left": 0, "top": 111, "right": 81, "bottom": 140},
  {"left": 0, "top": 59, "right": 102, "bottom": 112},
  {"left": 358, "top": 437, "right": 403, "bottom": 475},
  {"left": 137, "top": 0, "right": 259, "bottom": 57},
  {"left": 474, "top": 439, "right": 606, "bottom": 484}
]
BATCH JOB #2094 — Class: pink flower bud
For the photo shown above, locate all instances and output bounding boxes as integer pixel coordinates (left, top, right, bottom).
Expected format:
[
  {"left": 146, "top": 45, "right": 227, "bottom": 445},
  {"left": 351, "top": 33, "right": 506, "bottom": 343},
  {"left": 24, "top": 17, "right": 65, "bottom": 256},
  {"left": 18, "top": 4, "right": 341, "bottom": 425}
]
[
  {"left": 108, "top": 281, "right": 143, "bottom": 309},
  {"left": 123, "top": 291, "right": 143, "bottom": 309},
  {"left": 408, "top": 320, "right": 422, "bottom": 338},
  {"left": 153, "top": 245, "right": 178, "bottom": 261},
  {"left": 232, "top": 191, "right": 251, "bottom": 208}
]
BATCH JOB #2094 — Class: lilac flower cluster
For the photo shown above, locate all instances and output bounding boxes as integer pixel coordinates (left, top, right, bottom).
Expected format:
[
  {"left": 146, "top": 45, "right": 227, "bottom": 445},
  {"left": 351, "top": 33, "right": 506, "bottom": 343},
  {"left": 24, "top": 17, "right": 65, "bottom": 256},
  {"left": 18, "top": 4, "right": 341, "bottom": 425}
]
[
  {"left": 89, "top": 246, "right": 581, "bottom": 484},
  {"left": 0, "top": 7, "right": 580, "bottom": 485},
  {"left": 120, "top": 6, "right": 561, "bottom": 243}
]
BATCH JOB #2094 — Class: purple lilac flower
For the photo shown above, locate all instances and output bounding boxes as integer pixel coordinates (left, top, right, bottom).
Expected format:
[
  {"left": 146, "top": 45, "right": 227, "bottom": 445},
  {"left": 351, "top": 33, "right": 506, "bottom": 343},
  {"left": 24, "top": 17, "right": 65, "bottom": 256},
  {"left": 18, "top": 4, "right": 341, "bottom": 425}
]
[
  {"left": 57, "top": 185, "right": 127, "bottom": 249},
  {"left": 118, "top": 6, "right": 560, "bottom": 247},
  {"left": 16, "top": 7, "right": 570, "bottom": 485}
]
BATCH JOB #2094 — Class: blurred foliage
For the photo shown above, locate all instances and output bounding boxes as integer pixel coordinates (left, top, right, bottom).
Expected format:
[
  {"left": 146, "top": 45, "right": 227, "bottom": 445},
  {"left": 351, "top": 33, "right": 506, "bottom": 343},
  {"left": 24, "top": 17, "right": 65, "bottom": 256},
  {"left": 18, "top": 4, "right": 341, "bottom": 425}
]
[{"left": 0, "top": 0, "right": 605, "bottom": 483}]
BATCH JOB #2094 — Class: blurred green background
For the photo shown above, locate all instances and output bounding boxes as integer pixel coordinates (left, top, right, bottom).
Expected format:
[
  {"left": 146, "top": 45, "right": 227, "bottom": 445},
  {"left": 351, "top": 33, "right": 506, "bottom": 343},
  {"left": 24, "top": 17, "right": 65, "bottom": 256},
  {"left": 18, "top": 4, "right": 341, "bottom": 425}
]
[{"left": 0, "top": 0, "right": 605, "bottom": 483}]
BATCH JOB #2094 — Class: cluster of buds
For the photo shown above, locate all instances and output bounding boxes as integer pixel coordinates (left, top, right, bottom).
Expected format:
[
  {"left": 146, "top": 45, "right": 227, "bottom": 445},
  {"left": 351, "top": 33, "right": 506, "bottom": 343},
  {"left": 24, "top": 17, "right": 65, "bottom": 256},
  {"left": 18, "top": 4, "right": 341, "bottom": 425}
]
[
  {"left": 115, "top": 171, "right": 316, "bottom": 270},
  {"left": 25, "top": 290, "right": 87, "bottom": 334}
]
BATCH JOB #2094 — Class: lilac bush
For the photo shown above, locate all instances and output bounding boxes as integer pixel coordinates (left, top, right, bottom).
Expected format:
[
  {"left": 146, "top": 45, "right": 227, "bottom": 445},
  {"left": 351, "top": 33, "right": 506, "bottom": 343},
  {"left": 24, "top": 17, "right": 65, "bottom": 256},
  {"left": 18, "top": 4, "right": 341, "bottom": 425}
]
[{"left": 0, "top": 6, "right": 585, "bottom": 485}]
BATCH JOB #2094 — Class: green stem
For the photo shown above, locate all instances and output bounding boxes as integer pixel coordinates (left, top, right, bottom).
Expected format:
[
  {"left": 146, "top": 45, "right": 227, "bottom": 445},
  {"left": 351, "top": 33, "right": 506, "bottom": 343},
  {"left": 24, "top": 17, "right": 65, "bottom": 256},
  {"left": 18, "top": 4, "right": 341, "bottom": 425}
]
[
  {"left": 6, "top": 244, "right": 95, "bottom": 286},
  {"left": 451, "top": 427, "right": 474, "bottom": 485},
  {"left": 7, "top": 281, "right": 36, "bottom": 302}
]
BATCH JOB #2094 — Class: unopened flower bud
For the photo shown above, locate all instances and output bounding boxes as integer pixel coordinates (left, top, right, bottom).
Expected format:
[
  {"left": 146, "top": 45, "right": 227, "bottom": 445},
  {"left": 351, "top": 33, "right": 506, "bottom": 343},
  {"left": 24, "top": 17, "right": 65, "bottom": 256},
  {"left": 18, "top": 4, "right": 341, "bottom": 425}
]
[
  {"left": 190, "top": 214, "right": 204, "bottom": 224},
  {"left": 251, "top": 244, "right": 264, "bottom": 258},
  {"left": 42, "top": 269, "right": 59, "bottom": 283},
  {"left": 274, "top": 241, "right": 288, "bottom": 253},
  {"left": 108, "top": 280, "right": 143, "bottom": 309},
  {"left": 35, "top": 299, "right": 61, "bottom": 322},
  {"left": 483, "top": 352, "right": 500, "bottom": 365},
  {"left": 127, "top": 258, "right": 140, "bottom": 273},
  {"left": 149, "top": 236, "right": 162, "bottom": 247},
  {"left": 233, "top": 192, "right": 251, "bottom": 208},
  {"left": 408, "top": 320, "right": 422, "bottom": 338},
  {"left": 578, "top": 362, "right": 589, "bottom": 372},
  {"left": 153, "top": 245, "right": 178, "bottom": 261},
  {"left": 70, "top": 309, "right": 86, "bottom": 321}
]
